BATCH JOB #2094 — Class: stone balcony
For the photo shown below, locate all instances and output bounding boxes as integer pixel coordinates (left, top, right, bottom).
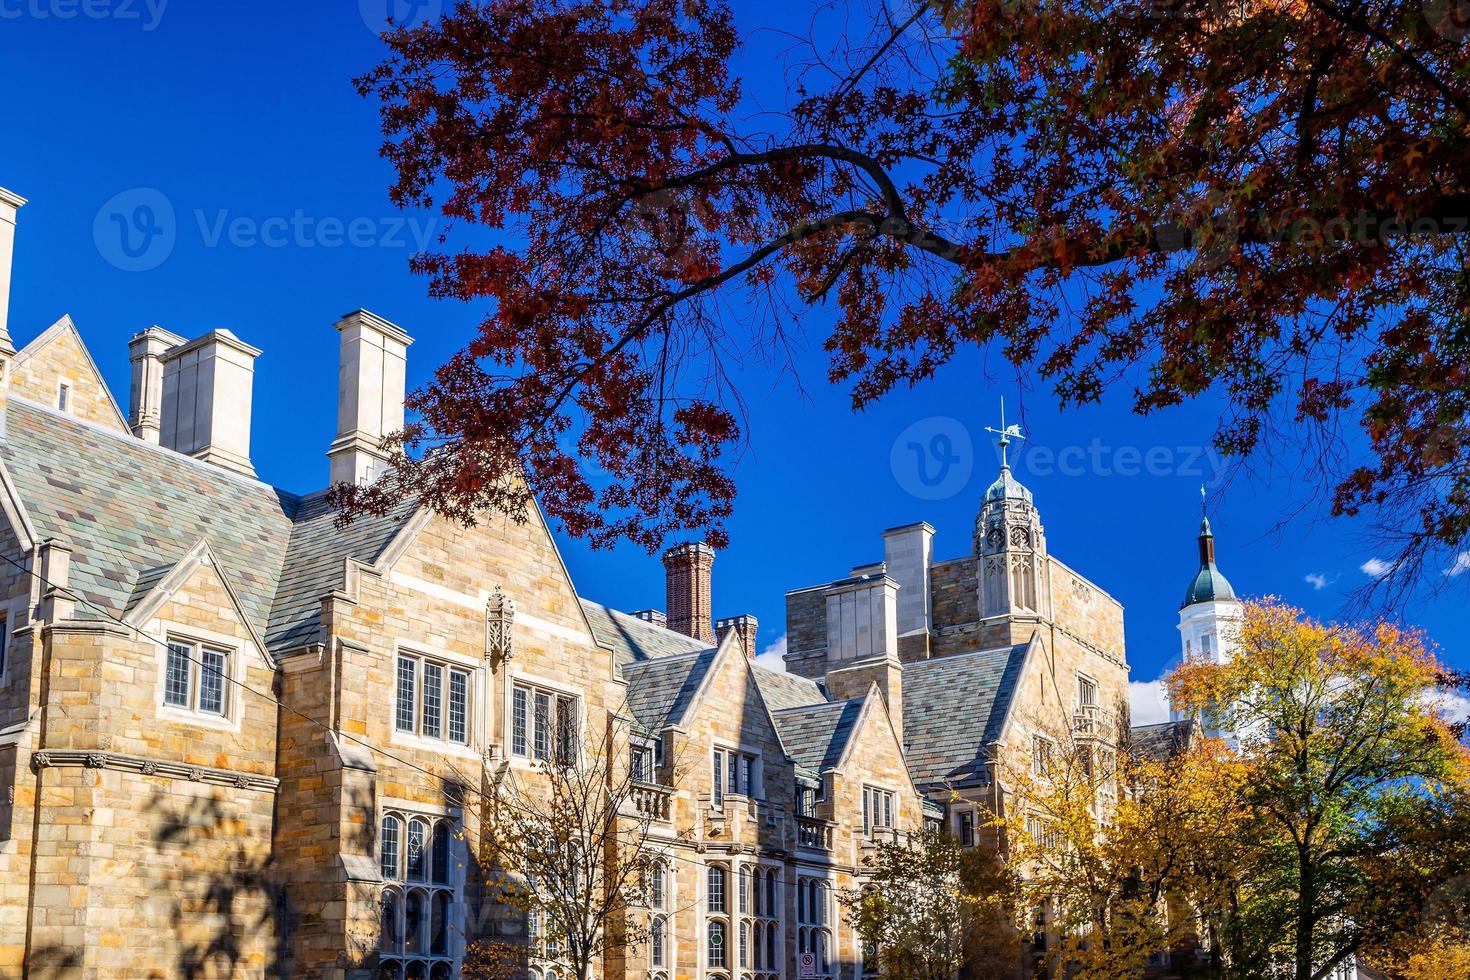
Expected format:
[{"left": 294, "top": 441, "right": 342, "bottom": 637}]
[
  {"left": 794, "top": 815, "right": 835, "bottom": 851},
  {"left": 630, "top": 780, "right": 673, "bottom": 822},
  {"left": 1073, "top": 704, "right": 1116, "bottom": 742}
]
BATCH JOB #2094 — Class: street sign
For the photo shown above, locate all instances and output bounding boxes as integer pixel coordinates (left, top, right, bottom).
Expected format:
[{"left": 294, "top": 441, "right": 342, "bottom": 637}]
[{"left": 798, "top": 952, "right": 818, "bottom": 979}]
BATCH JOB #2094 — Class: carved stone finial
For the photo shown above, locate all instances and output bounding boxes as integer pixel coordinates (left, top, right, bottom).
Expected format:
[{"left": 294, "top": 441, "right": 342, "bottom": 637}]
[
  {"left": 31, "top": 751, "right": 51, "bottom": 770},
  {"left": 486, "top": 585, "right": 516, "bottom": 669}
]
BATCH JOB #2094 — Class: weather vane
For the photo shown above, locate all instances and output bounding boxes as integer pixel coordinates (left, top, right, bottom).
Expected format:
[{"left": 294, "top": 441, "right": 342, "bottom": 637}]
[{"left": 983, "top": 397, "right": 1026, "bottom": 469}]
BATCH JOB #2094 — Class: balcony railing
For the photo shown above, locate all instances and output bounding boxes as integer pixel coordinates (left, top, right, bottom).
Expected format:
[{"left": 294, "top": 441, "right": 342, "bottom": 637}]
[
  {"left": 1073, "top": 704, "right": 1115, "bottom": 741},
  {"left": 630, "top": 780, "right": 673, "bottom": 821},
  {"left": 794, "top": 815, "right": 835, "bottom": 851}
]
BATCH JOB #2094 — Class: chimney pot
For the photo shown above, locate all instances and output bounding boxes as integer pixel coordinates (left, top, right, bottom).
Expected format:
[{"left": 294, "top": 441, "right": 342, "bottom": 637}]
[
  {"left": 631, "top": 609, "right": 667, "bottom": 628},
  {"left": 662, "top": 542, "right": 715, "bottom": 644},
  {"left": 159, "top": 329, "right": 261, "bottom": 476},
  {"left": 328, "top": 309, "right": 413, "bottom": 487}
]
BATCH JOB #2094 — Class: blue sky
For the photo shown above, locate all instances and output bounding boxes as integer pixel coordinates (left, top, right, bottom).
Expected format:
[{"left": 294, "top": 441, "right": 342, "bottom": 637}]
[{"left": 1, "top": 0, "right": 1463, "bottom": 710}]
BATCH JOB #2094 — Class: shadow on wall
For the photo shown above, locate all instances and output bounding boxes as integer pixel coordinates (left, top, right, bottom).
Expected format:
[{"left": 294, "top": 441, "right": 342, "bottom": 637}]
[{"left": 144, "top": 785, "right": 297, "bottom": 980}]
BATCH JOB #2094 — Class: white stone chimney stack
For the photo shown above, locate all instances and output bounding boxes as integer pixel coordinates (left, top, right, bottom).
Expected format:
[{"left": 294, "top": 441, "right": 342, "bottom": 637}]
[
  {"left": 128, "top": 326, "right": 185, "bottom": 443},
  {"left": 328, "top": 309, "right": 413, "bottom": 487},
  {"left": 0, "top": 187, "right": 24, "bottom": 358},
  {"left": 159, "top": 329, "right": 262, "bottom": 477}
]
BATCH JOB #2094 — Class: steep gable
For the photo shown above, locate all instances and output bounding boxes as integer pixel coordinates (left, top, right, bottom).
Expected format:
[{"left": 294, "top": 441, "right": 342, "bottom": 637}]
[{"left": 10, "top": 315, "right": 128, "bottom": 433}]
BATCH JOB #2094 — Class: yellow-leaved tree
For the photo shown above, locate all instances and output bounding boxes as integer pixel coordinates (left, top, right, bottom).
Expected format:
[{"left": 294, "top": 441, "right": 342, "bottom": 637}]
[{"left": 1168, "top": 599, "right": 1470, "bottom": 980}]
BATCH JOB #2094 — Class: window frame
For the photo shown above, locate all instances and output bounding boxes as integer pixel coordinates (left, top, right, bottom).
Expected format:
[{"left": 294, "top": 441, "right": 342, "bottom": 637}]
[
  {"left": 378, "top": 803, "right": 463, "bottom": 978},
  {"left": 861, "top": 785, "right": 895, "bottom": 834},
  {"left": 508, "top": 675, "right": 582, "bottom": 766},
  {"left": 395, "top": 650, "right": 474, "bottom": 749},
  {"left": 156, "top": 633, "right": 237, "bottom": 727}
]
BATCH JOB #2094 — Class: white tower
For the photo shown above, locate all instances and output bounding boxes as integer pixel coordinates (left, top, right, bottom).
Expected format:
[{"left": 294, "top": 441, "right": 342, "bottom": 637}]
[
  {"left": 1172, "top": 499, "right": 1243, "bottom": 726},
  {"left": 975, "top": 405, "right": 1050, "bottom": 636}
]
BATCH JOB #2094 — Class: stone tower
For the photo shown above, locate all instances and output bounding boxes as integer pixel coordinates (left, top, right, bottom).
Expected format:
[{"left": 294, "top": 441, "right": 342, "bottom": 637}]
[{"left": 974, "top": 423, "right": 1050, "bottom": 646}]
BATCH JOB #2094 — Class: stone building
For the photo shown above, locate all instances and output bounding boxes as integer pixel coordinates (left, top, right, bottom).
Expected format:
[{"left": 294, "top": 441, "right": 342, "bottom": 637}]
[{"left": 0, "top": 184, "right": 1194, "bottom": 979}]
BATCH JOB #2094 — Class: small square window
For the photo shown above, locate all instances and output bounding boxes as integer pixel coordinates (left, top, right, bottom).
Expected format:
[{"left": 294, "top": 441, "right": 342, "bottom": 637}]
[{"left": 161, "top": 638, "right": 231, "bottom": 719}]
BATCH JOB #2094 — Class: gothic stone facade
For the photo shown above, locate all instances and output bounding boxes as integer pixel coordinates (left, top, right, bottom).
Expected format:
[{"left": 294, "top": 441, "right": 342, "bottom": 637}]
[{"left": 0, "top": 234, "right": 1182, "bottom": 979}]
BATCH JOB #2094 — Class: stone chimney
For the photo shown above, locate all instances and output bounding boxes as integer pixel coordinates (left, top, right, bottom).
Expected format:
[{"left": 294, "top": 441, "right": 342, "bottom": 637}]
[
  {"left": 327, "top": 309, "right": 413, "bottom": 486},
  {"left": 127, "top": 327, "right": 186, "bottom": 443},
  {"left": 662, "top": 542, "right": 715, "bottom": 644},
  {"left": 631, "top": 609, "right": 667, "bottom": 628},
  {"left": 716, "top": 614, "right": 759, "bottom": 659},
  {"left": 159, "top": 329, "right": 262, "bottom": 477},
  {"left": 0, "top": 187, "right": 23, "bottom": 358},
  {"left": 0, "top": 187, "right": 25, "bottom": 441},
  {"left": 821, "top": 573, "right": 904, "bottom": 742}
]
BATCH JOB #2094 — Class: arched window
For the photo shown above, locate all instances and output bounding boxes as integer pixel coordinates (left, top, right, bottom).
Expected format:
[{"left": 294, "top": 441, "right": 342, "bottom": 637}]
[
  {"left": 651, "top": 915, "right": 667, "bottom": 967},
  {"left": 650, "top": 862, "right": 666, "bottom": 910},
  {"left": 430, "top": 891, "right": 450, "bottom": 955},
  {"left": 407, "top": 818, "right": 429, "bottom": 882},
  {"left": 708, "top": 919, "right": 727, "bottom": 968},
  {"left": 765, "top": 923, "right": 777, "bottom": 973},
  {"left": 431, "top": 822, "right": 451, "bottom": 884},
  {"left": 380, "top": 889, "right": 402, "bottom": 952},
  {"left": 405, "top": 890, "right": 426, "bottom": 953},
  {"left": 381, "top": 815, "right": 402, "bottom": 881},
  {"left": 379, "top": 812, "right": 460, "bottom": 980},
  {"left": 739, "top": 866, "right": 751, "bottom": 914},
  {"left": 739, "top": 920, "right": 749, "bottom": 968},
  {"left": 707, "top": 864, "right": 727, "bottom": 913}
]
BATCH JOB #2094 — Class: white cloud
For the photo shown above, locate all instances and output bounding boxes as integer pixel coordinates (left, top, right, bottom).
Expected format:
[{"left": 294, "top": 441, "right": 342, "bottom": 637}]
[
  {"left": 753, "top": 633, "right": 788, "bottom": 674},
  {"left": 1129, "top": 679, "right": 1172, "bottom": 726},
  {"left": 1360, "top": 557, "right": 1397, "bottom": 579},
  {"left": 1304, "top": 573, "right": 1328, "bottom": 591},
  {"left": 1445, "top": 551, "right": 1470, "bottom": 578},
  {"left": 1431, "top": 690, "right": 1470, "bottom": 724}
]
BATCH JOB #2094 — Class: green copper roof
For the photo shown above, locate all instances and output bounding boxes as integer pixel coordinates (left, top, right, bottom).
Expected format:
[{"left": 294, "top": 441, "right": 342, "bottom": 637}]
[
  {"left": 1182, "top": 517, "right": 1236, "bottom": 607},
  {"left": 983, "top": 464, "right": 1033, "bottom": 505}
]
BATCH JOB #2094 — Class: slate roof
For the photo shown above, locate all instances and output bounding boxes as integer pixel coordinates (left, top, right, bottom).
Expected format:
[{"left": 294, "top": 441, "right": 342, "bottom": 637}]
[
  {"left": 267, "top": 490, "right": 418, "bottom": 650},
  {"left": 1, "top": 399, "right": 298, "bottom": 638},
  {"left": 902, "top": 642, "right": 1031, "bottom": 787},
  {"left": 1129, "top": 720, "right": 1194, "bottom": 761},
  {"left": 771, "top": 698, "right": 864, "bottom": 771},
  {"left": 752, "top": 666, "right": 826, "bottom": 712},
  {"left": 580, "top": 600, "right": 711, "bottom": 667},
  {"left": 1, "top": 397, "right": 421, "bottom": 652},
  {"left": 620, "top": 647, "right": 720, "bottom": 728}
]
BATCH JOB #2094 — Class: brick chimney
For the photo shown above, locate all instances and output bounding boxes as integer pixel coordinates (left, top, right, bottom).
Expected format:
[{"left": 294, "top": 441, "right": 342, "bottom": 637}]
[
  {"left": 662, "top": 542, "right": 715, "bottom": 644},
  {"left": 631, "top": 609, "right": 667, "bottom": 628},
  {"left": 716, "top": 614, "right": 759, "bottom": 659},
  {"left": 159, "top": 329, "right": 261, "bottom": 477},
  {"left": 328, "top": 309, "right": 413, "bottom": 486}
]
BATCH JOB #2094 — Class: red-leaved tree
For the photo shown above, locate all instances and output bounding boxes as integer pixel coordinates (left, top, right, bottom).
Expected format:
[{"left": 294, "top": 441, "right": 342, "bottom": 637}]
[{"left": 348, "top": 0, "right": 1470, "bottom": 595}]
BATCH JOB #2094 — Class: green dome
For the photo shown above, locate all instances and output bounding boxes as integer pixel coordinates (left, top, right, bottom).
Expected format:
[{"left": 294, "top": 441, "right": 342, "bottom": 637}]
[
  {"left": 984, "top": 465, "right": 1033, "bottom": 505},
  {"left": 1182, "top": 517, "right": 1236, "bottom": 607}
]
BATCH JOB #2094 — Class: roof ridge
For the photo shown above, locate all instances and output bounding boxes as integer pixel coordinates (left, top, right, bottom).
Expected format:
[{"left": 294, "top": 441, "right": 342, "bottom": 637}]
[{"left": 12, "top": 395, "right": 297, "bottom": 500}]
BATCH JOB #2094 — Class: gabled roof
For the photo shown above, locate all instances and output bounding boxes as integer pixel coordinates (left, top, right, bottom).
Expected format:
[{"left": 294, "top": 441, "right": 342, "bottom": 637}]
[
  {"left": 0, "top": 396, "right": 424, "bottom": 654},
  {"left": 902, "top": 641, "right": 1032, "bottom": 788},
  {"left": 267, "top": 489, "right": 420, "bottom": 650},
  {"left": 620, "top": 646, "right": 720, "bottom": 729},
  {"left": 771, "top": 697, "right": 865, "bottom": 771},
  {"left": 752, "top": 666, "right": 827, "bottom": 712},
  {"left": 580, "top": 600, "right": 711, "bottom": 668},
  {"left": 12, "top": 315, "right": 129, "bottom": 432},
  {"left": 0, "top": 398, "right": 297, "bottom": 638}
]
